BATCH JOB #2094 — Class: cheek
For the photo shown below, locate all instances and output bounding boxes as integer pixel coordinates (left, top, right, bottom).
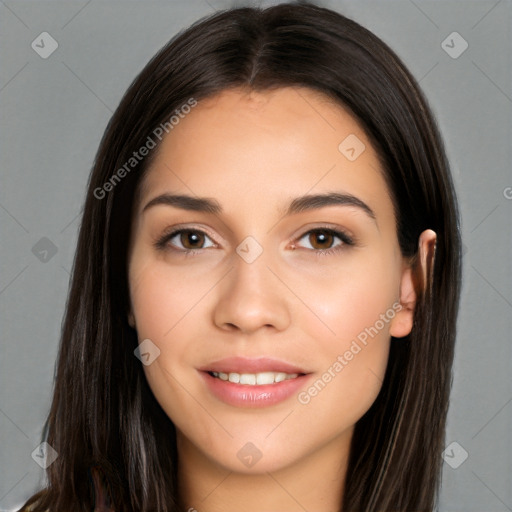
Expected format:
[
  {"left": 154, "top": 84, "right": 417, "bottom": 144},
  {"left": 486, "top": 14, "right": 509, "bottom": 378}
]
[
  {"left": 129, "top": 261, "right": 205, "bottom": 341},
  {"left": 129, "top": 266, "right": 205, "bottom": 420},
  {"left": 292, "top": 253, "right": 398, "bottom": 424},
  {"left": 296, "top": 250, "right": 400, "bottom": 353},
  {"left": 128, "top": 259, "right": 216, "bottom": 386}
]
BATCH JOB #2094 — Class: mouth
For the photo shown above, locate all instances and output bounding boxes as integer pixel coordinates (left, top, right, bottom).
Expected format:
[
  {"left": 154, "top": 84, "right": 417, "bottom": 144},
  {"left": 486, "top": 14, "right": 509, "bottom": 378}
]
[
  {"left": 198, "top": 355, "right": 309, "bottom": 376},
  {"left": 198, "top": 357, "right": 312, "bottom": 408},
  {"left": 207, "top": 370, "right": 304, "bottom": 385}
]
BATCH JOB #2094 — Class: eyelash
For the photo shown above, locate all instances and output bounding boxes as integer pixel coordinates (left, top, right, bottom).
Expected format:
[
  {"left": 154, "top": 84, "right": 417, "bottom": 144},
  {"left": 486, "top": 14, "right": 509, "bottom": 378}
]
[{"left": 154, "top": 225, "right": 355, "bottom": 258}]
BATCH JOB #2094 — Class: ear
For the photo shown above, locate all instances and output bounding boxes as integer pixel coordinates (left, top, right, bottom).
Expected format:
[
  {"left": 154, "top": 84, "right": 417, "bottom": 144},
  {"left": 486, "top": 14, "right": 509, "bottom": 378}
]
[
  {"left": 389, "top": 229, "right": 437, "bottom": 338},
  {"left": 127, "top": 309, "right": 136, "bottom": 329}
]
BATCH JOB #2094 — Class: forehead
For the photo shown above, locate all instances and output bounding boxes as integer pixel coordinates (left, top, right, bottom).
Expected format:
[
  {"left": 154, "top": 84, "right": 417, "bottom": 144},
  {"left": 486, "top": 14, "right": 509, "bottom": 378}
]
[{"left": 135, "top": 86, "right": 393, "bottom": 223}]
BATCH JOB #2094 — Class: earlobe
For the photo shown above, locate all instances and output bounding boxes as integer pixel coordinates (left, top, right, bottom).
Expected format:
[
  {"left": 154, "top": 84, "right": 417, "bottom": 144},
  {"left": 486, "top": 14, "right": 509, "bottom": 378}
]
[
  {"left": 389, "top": 266, "right": 416, "bottom": 338},
  {"left": 389, "top": 229, "right": 437, "bottom": 339},
  {"left": 127, "top": 311, "right": 136, "bottom": 328}
]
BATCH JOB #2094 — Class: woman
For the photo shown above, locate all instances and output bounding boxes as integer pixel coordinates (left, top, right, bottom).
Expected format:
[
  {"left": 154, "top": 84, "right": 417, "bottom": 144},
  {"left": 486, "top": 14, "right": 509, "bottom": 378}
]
[{"left": 19, "top": 2, "right": 462, "bottom": 511}]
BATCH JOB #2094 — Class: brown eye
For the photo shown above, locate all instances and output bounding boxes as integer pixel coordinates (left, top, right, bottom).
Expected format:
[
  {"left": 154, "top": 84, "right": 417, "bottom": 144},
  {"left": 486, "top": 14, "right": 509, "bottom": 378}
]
[
  {"left": 179, "top": 230, "right": 206, "bottom": 249},
  {"left": 308, "top": 230, "right": 335, "bottom": 250},
  {"left": 295, "top": 228, "right": 354, "bottom": 255},
  {"left": 155, "top": 228, "right": 215, "bottom": 252}
]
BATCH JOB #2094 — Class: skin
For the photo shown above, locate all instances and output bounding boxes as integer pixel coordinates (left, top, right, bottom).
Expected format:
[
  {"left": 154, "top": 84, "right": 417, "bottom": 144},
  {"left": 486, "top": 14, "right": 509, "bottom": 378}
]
[{"left": 126, "top": 86, "right": 435, "bottom": 512}]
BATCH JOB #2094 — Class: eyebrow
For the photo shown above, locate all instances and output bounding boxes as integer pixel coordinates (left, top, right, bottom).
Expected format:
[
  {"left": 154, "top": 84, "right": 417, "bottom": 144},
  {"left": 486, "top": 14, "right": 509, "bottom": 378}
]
[{"left": 142, "top": 192, "right": 376, "bottom": 221}]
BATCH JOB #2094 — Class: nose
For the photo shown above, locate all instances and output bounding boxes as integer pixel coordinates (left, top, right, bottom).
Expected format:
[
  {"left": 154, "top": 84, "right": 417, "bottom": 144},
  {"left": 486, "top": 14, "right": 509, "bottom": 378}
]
[{"left": 212, "top": 247, "right": 292, "bottom": 335}]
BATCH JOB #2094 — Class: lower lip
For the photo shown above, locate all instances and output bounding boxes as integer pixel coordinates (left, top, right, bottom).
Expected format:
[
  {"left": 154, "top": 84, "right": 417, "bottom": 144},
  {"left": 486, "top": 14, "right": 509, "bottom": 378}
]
[{"left": 200, "top": 371, "right": 310, "bottom": 408}]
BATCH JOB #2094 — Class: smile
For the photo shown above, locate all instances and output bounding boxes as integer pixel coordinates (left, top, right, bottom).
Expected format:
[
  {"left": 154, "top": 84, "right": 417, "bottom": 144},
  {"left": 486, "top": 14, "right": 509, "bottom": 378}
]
[
  {"left": 200, "top": 370, "right": 311, "bottom": 408},
  {"left": 210, "top": 371, "right": 301, "bottom": 385}
]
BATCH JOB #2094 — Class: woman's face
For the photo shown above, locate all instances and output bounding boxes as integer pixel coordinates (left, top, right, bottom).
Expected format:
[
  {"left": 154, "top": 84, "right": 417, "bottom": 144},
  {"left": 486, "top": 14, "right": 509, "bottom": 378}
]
[{"left": 127, "top": 86, "right": 414, "bottom": 474}]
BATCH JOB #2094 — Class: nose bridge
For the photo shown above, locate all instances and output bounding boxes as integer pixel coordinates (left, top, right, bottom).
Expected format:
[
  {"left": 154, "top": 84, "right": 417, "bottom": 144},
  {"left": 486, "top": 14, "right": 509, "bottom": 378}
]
[
  {"left": 213, "top": 236, "right": 291, "bottom": 333},
  {"left": 233, "top": 237, "right": 273, "bottom": 293}
]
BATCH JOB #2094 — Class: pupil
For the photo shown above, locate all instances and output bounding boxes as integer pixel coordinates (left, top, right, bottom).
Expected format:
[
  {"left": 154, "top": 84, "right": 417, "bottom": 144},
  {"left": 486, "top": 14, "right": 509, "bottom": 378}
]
[
  {"left": 183, "top": 231, "right": 202, "bottom": 248},
  {"left": 313, "top": 231, "right": 331, "bottom": 249}
]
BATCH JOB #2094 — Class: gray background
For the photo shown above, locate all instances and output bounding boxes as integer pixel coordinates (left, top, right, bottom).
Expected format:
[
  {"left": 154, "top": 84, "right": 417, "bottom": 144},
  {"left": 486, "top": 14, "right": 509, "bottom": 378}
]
[{"left": 1, "top": 0, "right": 511, "bottom": 510}]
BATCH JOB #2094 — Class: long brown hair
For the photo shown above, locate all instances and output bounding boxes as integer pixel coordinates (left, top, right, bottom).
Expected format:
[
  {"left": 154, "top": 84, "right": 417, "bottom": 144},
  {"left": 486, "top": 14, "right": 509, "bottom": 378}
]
[{"left": 19, "top": 2, "right": 462, "bottom": 511}]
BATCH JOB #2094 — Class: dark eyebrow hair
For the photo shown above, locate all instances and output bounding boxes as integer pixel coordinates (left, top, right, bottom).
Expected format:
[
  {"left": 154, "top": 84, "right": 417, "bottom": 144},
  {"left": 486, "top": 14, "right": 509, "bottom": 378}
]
[
  {"left": 287, "top": 192, "right": 375, "bottom": 219},
  {"left": 142, "top": 192, "right": 376, "bottom": 220}
]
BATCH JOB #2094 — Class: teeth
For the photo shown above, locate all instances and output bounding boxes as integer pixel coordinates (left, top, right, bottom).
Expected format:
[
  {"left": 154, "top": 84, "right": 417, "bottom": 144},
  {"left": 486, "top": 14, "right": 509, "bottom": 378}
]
[
  {"left": 240, "top": 373, "right": 256, "bottom": 385},
  {"left": 228, "top": 373, "right": 240, "bottom": 383},
  {"left": 211, "top": 371, "right": 300, "bottom": 385},
  {"left": 274, "top": 372, "right": 287, "bottom": 383}
]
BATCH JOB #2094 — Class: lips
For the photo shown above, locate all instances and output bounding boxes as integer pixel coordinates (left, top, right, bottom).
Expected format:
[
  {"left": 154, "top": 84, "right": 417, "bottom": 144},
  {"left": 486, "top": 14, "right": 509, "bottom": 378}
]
[
  {"left": 197, "top": 357, "right": 312, "bottom": 407},
  {"left": 198, "top": 356, "right": 309, "bottom": 375},
  {"left": 199, "top": 371, "right": 311, "bottom": 408}
]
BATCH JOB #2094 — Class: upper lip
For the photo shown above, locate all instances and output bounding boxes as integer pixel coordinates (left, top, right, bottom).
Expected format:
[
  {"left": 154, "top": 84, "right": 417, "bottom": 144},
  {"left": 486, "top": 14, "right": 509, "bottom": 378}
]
[{"left": 198, "top": 357, "right": 309, "bottom": 375}]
